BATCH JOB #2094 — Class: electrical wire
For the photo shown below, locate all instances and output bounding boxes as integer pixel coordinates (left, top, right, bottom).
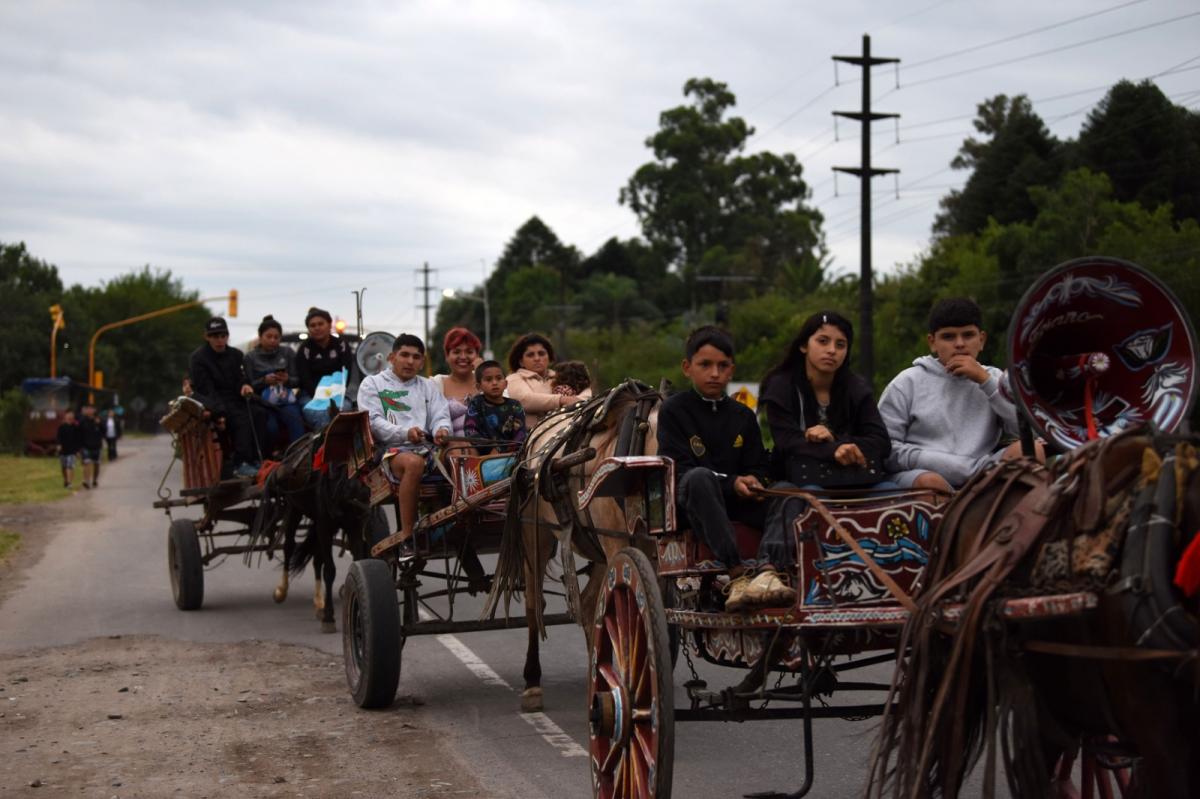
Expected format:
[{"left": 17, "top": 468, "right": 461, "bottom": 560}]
[
  {"left": 892, "top": 58, "right": 1200, "bottom": 137},
  {"left": 904, "top": 0, "right": 1152, "bottom": 71},
  {"left": 899, "top": 12, "right": 1200, "bottom": 91}
]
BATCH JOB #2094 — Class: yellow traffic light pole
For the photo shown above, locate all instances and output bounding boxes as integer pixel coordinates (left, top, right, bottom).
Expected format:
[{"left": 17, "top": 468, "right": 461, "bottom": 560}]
[
  {"left": 49, "top": 304, "right": 65, "bottom": 378},
  {"left": 87, "top": 290, "right": 237, "bottom": 403}
]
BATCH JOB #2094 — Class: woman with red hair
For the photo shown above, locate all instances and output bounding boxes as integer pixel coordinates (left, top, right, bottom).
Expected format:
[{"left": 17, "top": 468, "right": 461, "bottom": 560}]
[{"left": 431, "top": 327, "right": 483, "bottom": 436}]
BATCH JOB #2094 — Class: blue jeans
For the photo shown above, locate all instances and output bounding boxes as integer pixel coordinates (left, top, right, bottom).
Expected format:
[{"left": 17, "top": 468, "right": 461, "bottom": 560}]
[{"left": 266, "top": 403, "right": 305, "bottom": 448}]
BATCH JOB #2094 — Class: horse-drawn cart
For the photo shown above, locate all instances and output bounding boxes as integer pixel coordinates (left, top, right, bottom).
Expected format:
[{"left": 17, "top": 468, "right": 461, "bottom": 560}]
[
  {"left": 340, "top": 435, "right": 599, "bottom": 708},
  {"left": 153, "top": 398, "right": 375, "bottom": 613},
  {"left": 584, "top": 257, "right": 1200, "bottom": 799},
  {"left": 340, "top": 380, "right": 668, "bottom": 712}
]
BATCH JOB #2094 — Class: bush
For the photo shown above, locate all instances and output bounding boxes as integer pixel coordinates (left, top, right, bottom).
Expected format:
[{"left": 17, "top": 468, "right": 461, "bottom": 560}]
[{"left": 0, "top": 389, "right": 30, "bottom": 454}]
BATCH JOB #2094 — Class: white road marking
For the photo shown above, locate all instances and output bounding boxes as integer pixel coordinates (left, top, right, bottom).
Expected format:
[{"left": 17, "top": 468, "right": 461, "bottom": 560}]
[
  {"left": 433, "top": 633, "right": 512, "bottom": 689},
  {"left": 520, "top": 712, "right": 588, "bottom": 757},
  {"left": 419, "top": 609, "right": 587, "bottom": 757}
]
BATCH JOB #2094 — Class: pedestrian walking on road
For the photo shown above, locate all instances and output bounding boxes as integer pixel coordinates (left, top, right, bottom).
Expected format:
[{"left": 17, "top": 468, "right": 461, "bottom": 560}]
[
  {"left": 79, "top": 404, "right": 104, "bottom": 488},
  {"left": 104, "top": 410, "right": 122, "bottom": 461},
  {"left": 56, "top": 410, "right": 82, "bottom": 489}
]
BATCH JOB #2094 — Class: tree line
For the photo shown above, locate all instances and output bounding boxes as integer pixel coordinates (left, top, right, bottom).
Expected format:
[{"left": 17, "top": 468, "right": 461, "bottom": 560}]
[
  {"left": 433, "top": 78, "right": 1199, "bottom": 411},
  {"left": 0, "top": 244, "right": 208, "bottom": 433},
  {"left": 4, "top": 75, "right": 1196, "bottom": 443}
]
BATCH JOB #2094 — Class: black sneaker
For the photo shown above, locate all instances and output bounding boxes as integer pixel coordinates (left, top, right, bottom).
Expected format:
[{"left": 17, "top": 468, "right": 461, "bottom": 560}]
[
  {"left": 396, "top": 538, "right": 417, "bottom": 562},
  {"left": 82, "top": 482, "right": 91, "bottom": 490}
]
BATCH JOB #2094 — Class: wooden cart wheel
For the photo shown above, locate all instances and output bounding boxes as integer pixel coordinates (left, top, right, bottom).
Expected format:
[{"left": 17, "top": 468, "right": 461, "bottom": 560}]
[
  {"left": 168, "top": 518, "right": 203, "bottom": 610},
  {"left": 588, "top": 547, "right": 674, "bottom": 799},
  {"left": 342, "top": 558, "right": 402, "bottom": 709},
  {"left": 1052, "top": 738, "right": 1135, "bottom": 798}
]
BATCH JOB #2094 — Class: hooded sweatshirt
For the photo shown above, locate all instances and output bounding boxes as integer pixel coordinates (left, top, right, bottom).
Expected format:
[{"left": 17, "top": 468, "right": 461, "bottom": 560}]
[
  {"left": 877, "top": 355, "right": 1019, "bottom": 486},
  {"left": 357, "top": 368, "right": 451, "bottom": 448}
]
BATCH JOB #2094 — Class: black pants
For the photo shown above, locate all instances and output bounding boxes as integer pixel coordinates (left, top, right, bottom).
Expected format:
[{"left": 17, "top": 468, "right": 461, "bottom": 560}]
[
  {"left": 106, "top": 437, "right": 118, "bottom": 461},
  {"left": 220, "top": 405, "right": 260, "bottom": 466},
  {"left": 676, "top": 469, "right": 806, "bottom": 572}
]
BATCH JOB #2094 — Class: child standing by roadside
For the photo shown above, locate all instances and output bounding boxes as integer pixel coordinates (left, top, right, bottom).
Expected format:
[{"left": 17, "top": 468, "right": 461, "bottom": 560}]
[
  {"left": 56, "top": 410, "right": 82, "bottom": 489},
  {"left": 79, "top": 404, "right": 104, "bottom": 489},
  {"left": 463, "top": 360, "right": 528, "bottom": 456}
]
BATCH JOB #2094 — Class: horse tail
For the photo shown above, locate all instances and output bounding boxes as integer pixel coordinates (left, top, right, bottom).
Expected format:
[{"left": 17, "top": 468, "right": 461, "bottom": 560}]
[{"left": 288, "top": 526, "right": 318, "bottom": 576}]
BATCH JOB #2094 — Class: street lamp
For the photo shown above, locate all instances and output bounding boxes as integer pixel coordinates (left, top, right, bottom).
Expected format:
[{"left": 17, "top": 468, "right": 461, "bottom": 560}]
[{"left": 442, "top": 286, "right": 492, "bottom": 360}]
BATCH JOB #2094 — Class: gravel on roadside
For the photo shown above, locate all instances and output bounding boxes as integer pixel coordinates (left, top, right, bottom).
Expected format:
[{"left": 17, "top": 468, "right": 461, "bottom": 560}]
[{"left": 1, "top": 635, "right": 486, "bottom": 798}]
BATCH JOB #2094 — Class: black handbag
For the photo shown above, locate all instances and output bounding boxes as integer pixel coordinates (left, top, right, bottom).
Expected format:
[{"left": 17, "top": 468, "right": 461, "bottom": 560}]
[{"left": 785, "top": 453, "right": 885, "bottom": 489}]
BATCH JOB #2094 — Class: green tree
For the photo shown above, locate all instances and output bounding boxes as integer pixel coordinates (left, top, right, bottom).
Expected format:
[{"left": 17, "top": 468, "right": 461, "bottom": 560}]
[
  {"left": 579, "top": 237, "right": 684, "bottom": 317},
  {"left": 1074, "top": 79, "right": 1200, "bottom": 223},
  {"left": 934, "top": 95, "right": 1063, "bottom": 237},
  {"left": 576, "top": 272, "right": 661, "bottom": 332},
  {"left": 620, "top": 77, "right": 824, "bottom": 305},
  {"left": 53, "top": 267, "right": 212, "bottom": 423},
  {"left": 0, "top": 242, "right": 65, "bottom": 392},
  {"left": 431, "top": 216, "right": 583, "bottom": 369},
  {"left": 877, "top": 168, "right": 1200, "bottom": 399}
]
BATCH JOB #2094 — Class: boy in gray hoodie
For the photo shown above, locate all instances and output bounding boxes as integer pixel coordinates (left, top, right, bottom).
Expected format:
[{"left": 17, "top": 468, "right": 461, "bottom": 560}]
[
  {"left": 878, "top": 298, "right": 1022, "bottom": 493},
  {"left": 357, "top": 333, "right": 451, "bottom": 559}
]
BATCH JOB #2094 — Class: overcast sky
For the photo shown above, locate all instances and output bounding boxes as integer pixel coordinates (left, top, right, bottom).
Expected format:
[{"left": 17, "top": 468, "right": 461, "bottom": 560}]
[{"left": 2, "top": 0, "right": 1197, "bottom": 343}]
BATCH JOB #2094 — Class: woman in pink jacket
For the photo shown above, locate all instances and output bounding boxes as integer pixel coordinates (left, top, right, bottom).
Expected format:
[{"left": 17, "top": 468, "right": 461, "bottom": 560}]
[{"left": 505, "top": 332, "right": 591, "bottom": 428}]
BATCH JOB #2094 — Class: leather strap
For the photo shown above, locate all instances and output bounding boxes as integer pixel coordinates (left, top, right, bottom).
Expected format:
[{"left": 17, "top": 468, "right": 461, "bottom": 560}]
[{"left": 1024, "top": 639, "right": 1199, "bottom": 662}]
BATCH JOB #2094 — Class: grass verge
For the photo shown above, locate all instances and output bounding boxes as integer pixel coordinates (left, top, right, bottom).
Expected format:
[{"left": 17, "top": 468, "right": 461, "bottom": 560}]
[
  {"left": 0, "top": 529, "right": 19, "bottom": 561},
  {"left": 0, "top": 455, "right": 72, "bottom": 504}
]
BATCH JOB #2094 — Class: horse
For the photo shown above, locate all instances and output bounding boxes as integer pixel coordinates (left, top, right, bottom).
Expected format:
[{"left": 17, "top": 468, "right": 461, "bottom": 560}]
[
  {"left": 484, "top": 379, "right": 662, "bottom": 712},
  {"left": 253, "top": 419, "right": 375, "bottom": 633},
  {"left": 868, "top": 428, "right": 1200, "bottom": 799}
]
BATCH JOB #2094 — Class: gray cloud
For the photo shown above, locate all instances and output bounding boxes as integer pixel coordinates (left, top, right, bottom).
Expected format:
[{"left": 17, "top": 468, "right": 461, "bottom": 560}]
[{"left": 1, "top": 0, "right": 1195, "bottom": 340}]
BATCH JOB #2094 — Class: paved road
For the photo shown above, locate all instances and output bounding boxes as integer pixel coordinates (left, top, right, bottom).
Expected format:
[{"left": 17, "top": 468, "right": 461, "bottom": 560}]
[{"left": 1, "top": 437, "right": 997, "bottom": 798}]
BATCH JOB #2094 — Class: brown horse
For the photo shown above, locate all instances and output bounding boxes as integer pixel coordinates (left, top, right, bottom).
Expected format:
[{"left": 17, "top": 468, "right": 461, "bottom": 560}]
[
  {"left": 485, "top": 380, "right": 661, "bottom": 712},
  {"left": 868, "top": 430, "right": 1200, "bottom": 799}
]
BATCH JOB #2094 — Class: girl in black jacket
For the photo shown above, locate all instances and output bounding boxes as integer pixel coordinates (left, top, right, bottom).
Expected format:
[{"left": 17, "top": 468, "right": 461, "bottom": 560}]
[{"left": 759, "top": 310, "right": 893, "bottom": 489}]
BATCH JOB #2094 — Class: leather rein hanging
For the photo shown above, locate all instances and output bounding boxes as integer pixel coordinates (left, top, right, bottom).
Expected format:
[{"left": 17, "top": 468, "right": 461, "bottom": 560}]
[{"left": 518, "top": 379, "right": 661, "bottom": 560}]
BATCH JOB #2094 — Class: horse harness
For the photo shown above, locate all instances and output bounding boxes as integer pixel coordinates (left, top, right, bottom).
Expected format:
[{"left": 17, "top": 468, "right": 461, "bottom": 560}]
[{"left": 511, "top": 379, "right": 660, "bottom": 620}]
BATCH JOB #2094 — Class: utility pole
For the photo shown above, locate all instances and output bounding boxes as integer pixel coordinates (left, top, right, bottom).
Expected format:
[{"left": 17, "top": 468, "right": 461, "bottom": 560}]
[
  {"left": 416, "top": 262, "right": 436, "bottom": 375},
  {"left": 833, "top": 34, "right": 899, "bottom": 386},
  {"left": 415, "top": 261, "right": 439, "bottom": 374}
]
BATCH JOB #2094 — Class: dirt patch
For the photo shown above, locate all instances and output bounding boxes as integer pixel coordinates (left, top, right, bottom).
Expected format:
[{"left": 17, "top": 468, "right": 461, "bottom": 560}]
[
  {"left": 0, "top": 499, "right": 74, "bottom": 608},
  {"left": 0, "top": 636, "right": 485, "bottom": 798}
]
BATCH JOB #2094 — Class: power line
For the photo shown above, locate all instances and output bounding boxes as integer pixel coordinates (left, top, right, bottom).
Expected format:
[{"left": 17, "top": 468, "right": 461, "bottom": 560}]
[
  {"left": 745, "top": 0, "right": 955, "bottom": 120},
  {"left": 753, "top": 83, "right": 843, "bottom": 142},
  {"left": 898, "top": 12, "right": 1200, "bottom": 91},
  {"left": 893, "top": 59, "right": 1200, "bottom": 135},
  {"left": 905, "top": 0, "right": 1151, "bottom": 71},
  {"left": 877, "top": 0, "right": 957, "bottom": 33}
]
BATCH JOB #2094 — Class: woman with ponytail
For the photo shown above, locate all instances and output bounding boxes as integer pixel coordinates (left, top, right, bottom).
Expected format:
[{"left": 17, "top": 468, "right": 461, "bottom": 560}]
[{"left": 244, "top": 314, "right": 304, "bottom": 449}]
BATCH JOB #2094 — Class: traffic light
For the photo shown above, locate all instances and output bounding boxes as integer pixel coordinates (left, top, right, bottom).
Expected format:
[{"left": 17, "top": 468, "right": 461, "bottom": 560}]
[
  {"left": 228, "top": 289, "right": 238, "bottom": 318},
  {"left": 334, "top": 317, "right": 347, "bottom": 334},
  {"left": 49, "top": 304, "right": 65, "bottom": 329},
  {"left": 94, "top": 370, "right": 104, "bottom": 389}
]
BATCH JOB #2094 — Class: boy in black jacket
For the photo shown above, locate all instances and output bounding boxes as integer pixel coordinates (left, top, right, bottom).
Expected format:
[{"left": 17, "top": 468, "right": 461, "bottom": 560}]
[
  {"left": 56, "top": 410, "right": 83, "bottom": 489},
  {"left": 657, "top": 327, "right": 796, "bottom": 611}
]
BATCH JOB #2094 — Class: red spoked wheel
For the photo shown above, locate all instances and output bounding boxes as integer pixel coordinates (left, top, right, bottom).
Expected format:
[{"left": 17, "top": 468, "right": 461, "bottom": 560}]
[
  {"left": 588, "top": 547, "right": 674, "bottom": 799},
  {"left": 1052, "top": 738, "right": 1136, "bottom": 798}
]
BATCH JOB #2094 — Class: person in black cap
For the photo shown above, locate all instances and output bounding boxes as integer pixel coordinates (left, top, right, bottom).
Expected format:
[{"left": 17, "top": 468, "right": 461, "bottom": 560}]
[{"left": 188, "top": 316, "right": 260, "bottom": 478}]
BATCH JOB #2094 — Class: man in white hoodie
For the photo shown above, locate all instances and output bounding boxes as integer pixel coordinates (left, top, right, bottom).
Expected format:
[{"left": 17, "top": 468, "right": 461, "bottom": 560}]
[
  {"left": 878, "top": 298, "right": 1025, "bottom": 493},
  {"left": 357, "top": 333, "right": 451, "bottom": 559}
]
